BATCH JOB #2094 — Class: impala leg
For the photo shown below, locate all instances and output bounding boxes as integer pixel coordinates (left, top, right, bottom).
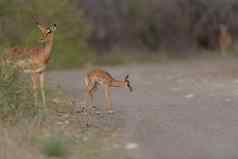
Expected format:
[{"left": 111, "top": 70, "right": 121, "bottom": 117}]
[
  {"left": 89, "top": 84, "right": 98, "bottom": 106},
  {"left": 84, "top": 79, "right": 96, "bottom": 107},
  {"left": 104, "top": 85, "right": 112, "bottom": 113},
  {"left": 31, "top": 73, "right": 39, "bottom": 107},
  {"left": 85, "top": 85, "right": 96, "bottom": 108},
  {"left": 86, "top": 88, "right": 94, "bottom": 107},
  {"left": 39, "top": 72, "right": 46, "bottom": 108},
  {"left": 84, "top": 89, "right": 90, "bottom": 108},
  {"left": 84, "top": 78, "right": 89, "bottom": 104},
  {"left": 84, "top": 87, "right": 89, "bottom": 105},
  {"left": 84, "top": 79, "right": 91, "bottom": 106}
]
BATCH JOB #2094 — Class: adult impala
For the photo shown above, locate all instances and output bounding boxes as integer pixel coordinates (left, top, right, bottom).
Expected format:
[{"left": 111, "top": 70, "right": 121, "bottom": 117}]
[
  {"left": 3, "top": 18, "right": 56, "bottom": 108},
  {"left": 218, "top": 24, "right": 232, "bottom": 55}
]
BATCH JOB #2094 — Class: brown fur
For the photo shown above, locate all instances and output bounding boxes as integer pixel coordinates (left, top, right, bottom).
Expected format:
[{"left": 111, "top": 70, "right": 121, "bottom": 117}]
[
  {"left": 84, "top": 68, "right": 132, "bottom": 112},
  {"left": 4, "top": 20, "right": 56, "bottom": 107},
  {"left": 218, "top": 24, "right": 232, "bottom": 54}
]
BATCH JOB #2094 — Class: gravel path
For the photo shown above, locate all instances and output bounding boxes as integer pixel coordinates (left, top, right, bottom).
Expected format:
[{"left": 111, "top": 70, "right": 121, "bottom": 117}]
[{"left": 47, "top": 57, "right": 238, "bottom": 159}]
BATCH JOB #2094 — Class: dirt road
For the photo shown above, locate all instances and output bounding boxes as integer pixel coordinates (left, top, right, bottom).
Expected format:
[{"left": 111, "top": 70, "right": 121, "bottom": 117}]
[{"left": 47, "top": 57, "right": 238, "bottom": 159}]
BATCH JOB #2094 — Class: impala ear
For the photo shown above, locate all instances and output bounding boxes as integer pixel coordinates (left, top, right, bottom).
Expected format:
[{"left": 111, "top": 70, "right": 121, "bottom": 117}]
[
  {"left": 32, "top": 15, "right": 40, "bottom": 25},
  {"left": 125, "top": 74, "right": 129, "bottom": 80}
]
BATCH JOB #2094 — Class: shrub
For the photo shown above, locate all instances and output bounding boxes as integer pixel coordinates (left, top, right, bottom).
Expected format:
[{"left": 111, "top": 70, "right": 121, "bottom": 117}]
[
  {"left": 0, "top": 62, "right": 36, "bottom": 123},
  {"left": 41, "top": 136, "right": 68, "bottom": 158}
]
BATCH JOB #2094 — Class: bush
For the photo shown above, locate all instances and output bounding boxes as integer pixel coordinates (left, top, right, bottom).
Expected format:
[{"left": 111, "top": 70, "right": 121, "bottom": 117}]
[
  {"left": 41, "top": 136, "right": 68, "bottom": 158},
  {"left": 0, "top": 62, "right": 36, "bottom": 123}
]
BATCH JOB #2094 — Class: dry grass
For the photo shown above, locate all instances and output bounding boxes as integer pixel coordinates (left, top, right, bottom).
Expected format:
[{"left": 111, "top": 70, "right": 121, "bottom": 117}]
[
  {"left": 0, "top": 88, "right": 124, "bottom": 159},
  {"left": 0, "top": 123, "right": 42, "bottom": 159},
  {"left": 0, "top": 61, "right": 127, "bottom": 159}
]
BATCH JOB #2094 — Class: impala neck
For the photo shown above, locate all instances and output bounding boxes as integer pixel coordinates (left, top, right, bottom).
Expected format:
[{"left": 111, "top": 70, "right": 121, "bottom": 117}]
[
  {"left": 110, "top": 80, "right": 126, "bottom": 88},
  {"left": 43, "top": 33, "right": 54, "bottom": 58}
]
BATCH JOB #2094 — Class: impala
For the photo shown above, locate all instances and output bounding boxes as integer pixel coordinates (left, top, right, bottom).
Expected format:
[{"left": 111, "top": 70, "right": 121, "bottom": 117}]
[
  {"left": 3, "top": 18, "right": 56, "bottom": 108},
  {"left": 84, "top": 68, "right": 133, "bottom": 113},
  {"left": 218, "top": 24, "right": 232, "bottom": 54}
]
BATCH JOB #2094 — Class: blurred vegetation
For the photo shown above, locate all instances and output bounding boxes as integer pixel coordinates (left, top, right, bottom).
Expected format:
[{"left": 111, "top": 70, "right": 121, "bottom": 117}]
[
  {"left": 1, "top": 0, "right": 238, "bottom": 68},
  {"left": 0, "top": 0, "right": 94, "bottom": 69},
  {"left": 0, "top": 56, "right": 74, "bottom": 124},
  {"left": 0, "top": 62, "right": 37, "bottom": 123},
  {"left": 40, "top": 135, "right": 68, "bottom": 158},
  {"left": 81, "top": 0, "right": 238, "bottom": 53}
]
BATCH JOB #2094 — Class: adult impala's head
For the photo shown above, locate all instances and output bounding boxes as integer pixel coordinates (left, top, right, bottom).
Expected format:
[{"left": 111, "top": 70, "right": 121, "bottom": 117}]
[
  {"left": 124, "top": 74, "right": 133, "bottom": 92},
  {"left": 33, "top": 16, "right": 56, "bottom": 43},
  {"left": 39, "top": 23, "right": 57, "bottom": 43}
]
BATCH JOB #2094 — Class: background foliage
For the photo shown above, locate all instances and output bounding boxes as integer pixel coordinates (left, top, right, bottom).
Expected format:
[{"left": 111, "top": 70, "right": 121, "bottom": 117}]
[
  {"left": 0, "top": 0, "right": 93, "bottom": 68},
  {"left": 80, "top": 0, "right": 238, "bottom": 52},
  {"left": 1, "top": 0, "right": 238, "bottom": 68}
]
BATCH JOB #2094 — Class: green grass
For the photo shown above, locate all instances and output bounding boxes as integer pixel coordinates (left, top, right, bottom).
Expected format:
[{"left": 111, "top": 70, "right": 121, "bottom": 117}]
[
  {"left": 41, "top": 136, "right": 68, "bottom": 158},
  {"left": 0, "top": 62, "right": 37, "bottom": 123}
]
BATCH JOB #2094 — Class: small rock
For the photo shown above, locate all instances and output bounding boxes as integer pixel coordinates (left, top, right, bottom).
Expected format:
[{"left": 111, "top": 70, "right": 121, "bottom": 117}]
[
  {"left": 95, "top": 111, "right": 101, "bottom": 114},
  {"left": 170, "top": 87, "right": 182, "bottom": 91},
  {"left": 56, "top": 121, "right": 64, "bottom": 125},
  {"left": 82, "top": 136, "right": 88, "bottom": 142},
  {"left": 232, "top": 80, "right": 238, "bottom": 84},
  {"left": 52, "top": 98, "right": 61, "bottom": 104},
  {"left": 62, "top": 114, "right": 69, "bottom": 118},
  {"left": 184, "top": 94, "right": 195, "bottom": 99},
  {"left": 225, "top": 98, "right": 232, "bottom": 102},
  {"left": 112, "top": 144, "right": 121, "bottom": 149},
  {"left": 64, "top": 120, "right": 70, "bottom": 125},
  {"left": 125, "top": 142, "right": 139, "bottom": 150}
]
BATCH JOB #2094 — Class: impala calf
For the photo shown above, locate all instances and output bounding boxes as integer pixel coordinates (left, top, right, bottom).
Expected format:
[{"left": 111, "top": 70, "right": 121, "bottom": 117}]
[{"left": 84, "top": 68, "right": 133, "bottom": 113}]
